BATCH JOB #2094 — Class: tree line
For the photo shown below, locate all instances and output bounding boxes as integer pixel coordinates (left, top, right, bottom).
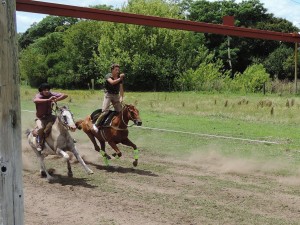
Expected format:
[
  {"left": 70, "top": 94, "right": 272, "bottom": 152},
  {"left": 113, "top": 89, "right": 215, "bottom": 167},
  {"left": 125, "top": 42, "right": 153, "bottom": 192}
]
[{"left": 18, "top": 0, "right": 300, "bottom": 92}]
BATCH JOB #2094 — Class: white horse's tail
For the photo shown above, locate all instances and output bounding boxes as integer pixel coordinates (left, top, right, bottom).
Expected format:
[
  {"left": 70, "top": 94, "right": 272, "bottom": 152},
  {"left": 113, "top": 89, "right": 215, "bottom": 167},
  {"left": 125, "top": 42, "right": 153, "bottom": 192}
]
[{"left": 25, "top": 129, "right": 32, "bottom": 137}]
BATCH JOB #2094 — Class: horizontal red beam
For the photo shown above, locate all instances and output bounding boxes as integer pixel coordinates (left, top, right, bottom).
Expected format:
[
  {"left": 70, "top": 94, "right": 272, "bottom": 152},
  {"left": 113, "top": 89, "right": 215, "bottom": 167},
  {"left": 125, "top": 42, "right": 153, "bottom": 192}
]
[{"left": 16, "top": 0, "right": 300, "bottom": 43}]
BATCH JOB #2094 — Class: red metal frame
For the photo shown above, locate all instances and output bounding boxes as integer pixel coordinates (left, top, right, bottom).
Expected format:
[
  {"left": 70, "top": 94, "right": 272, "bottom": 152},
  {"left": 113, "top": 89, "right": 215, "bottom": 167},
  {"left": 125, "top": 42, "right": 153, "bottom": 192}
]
[{"left": 16, "top": 0, "right": 300, "bottom": 43}]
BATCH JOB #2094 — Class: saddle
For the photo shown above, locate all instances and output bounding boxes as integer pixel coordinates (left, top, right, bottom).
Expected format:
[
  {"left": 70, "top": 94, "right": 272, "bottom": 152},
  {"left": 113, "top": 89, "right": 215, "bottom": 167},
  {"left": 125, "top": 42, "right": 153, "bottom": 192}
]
[{"left": 91, "top": 109, "right": 117, "bottom": 126}]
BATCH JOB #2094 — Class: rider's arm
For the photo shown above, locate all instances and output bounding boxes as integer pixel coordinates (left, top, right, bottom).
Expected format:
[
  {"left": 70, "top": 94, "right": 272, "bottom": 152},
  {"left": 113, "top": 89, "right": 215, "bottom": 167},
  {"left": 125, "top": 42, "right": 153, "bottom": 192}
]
[
  {"left": 107, "top": 73, "right": 125, "bottom": 85},
  {"left": 33, "top": 96, "right": 54, "bottom": 103},
  {"left": 33, "top": 93, "right": 68, "bottom": 103},
  {"left": 55, "top": 93, "right": 68, "bottom": 102}
]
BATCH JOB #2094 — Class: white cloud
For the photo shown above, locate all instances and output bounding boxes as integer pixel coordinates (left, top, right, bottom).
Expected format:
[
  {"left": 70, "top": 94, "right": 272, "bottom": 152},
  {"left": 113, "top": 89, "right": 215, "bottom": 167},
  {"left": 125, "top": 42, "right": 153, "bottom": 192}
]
[
  {"left": 17, "top": 12, "right": 46, "bottom": 32},
  {"left": 233, "top": 0, "right": 300, "bottom": 28},
  {"left": 16, "top": 0, "right": 300, "bottom": 33},
  {"left": 262, "top": 0, "right": 300, "bottom": 27}
]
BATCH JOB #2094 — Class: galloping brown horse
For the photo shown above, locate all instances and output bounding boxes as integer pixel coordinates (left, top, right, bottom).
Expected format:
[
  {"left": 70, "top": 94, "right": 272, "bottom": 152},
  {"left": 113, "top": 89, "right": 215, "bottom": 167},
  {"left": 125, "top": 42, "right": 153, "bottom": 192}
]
[{"left": 76, "top": 104, "right": 142, "bottom": 167}]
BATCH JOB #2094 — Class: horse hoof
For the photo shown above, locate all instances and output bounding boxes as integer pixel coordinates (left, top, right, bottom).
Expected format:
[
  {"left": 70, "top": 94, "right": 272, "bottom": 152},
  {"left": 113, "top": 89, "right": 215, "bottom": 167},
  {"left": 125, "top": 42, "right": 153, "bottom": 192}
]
[
  {"left": 133, "top": 160, "right": 138, "bottom": 167},
  {"left": 40, "top": 171, "right": 47, "bottom": 178},
  {"left": 46, "top": 176, "right": 55, "bottom": 183},
  {"left": 68, "top": 172, "right": 73, "bottom": 178}
]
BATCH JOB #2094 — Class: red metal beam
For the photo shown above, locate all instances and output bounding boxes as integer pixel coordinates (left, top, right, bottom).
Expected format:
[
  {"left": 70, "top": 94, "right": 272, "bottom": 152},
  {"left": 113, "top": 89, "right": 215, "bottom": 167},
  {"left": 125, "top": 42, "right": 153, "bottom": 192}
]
[{"left": 16, "top": 0, "right": 300, "bottom": 43}]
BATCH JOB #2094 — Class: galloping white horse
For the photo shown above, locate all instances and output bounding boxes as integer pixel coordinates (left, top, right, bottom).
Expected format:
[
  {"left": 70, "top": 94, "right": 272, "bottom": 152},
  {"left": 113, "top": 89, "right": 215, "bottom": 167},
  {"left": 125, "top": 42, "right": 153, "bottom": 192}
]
[{"left": 26, "top": 104, "right": 93, "bottom": 181}]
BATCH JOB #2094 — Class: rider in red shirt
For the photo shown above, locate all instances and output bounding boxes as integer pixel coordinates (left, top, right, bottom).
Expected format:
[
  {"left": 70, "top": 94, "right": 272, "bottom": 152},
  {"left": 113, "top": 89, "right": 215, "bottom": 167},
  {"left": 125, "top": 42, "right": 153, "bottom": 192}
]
[{"left": 33, "top": 83, "right": 68, "bottom": 151}]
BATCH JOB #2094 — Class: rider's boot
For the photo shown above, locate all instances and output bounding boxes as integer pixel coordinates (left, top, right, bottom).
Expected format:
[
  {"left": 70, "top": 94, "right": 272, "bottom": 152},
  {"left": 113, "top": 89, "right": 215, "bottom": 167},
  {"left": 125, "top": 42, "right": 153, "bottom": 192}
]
[
  {"left": 36, "top": 135, "right": 44, "bottom": 151},
  {"left": 92, "top": 124, "right": 99, "bottom": 133},
  {"left": 36, "top": 128, "right": 45, "bottom": 151},
  {"left": 93, "top": 112, "right": 105, "bottom": 132}
]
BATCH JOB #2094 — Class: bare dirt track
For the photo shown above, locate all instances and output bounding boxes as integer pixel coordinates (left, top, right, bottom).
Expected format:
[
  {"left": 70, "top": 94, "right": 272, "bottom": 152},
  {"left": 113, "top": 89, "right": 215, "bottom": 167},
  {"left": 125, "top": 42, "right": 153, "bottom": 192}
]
[{"left": 22, "top": 140, "right": 300, "bottom": 225}]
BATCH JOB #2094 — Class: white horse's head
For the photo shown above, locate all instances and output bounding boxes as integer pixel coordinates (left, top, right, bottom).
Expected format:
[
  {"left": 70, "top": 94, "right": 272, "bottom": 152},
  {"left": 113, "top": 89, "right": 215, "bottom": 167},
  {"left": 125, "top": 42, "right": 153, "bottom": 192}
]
[{"left": 57, "top": 106, "right": 77, "bottom": 132}]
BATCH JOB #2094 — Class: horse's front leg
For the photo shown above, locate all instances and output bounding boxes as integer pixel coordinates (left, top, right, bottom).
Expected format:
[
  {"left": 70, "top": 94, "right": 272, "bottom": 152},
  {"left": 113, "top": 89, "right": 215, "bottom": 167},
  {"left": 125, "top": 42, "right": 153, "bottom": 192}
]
[
  {"left": 108, "top": 141, "right": 122, "bottom": 158},
  {"left": 72, "top": 146, "right": 94, "bottom": 174},
  {"left": 121, "top": 138, "right": 139, "bottom": 167},
  {"left": 56, "top": 148, "right": 70, "bottom": 160},
  {"left": 86, "top": 131, "right": 101, "bottom": 152},
  {"left": 56, "top": 148, "right": 75, "bottom": 177}
]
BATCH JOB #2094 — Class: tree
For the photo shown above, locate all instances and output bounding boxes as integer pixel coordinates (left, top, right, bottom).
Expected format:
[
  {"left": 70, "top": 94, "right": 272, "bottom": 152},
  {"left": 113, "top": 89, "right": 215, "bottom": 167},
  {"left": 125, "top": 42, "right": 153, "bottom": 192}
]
[
  {"left": 62, "top": 21, "right": 103, "bottom": 88},
  {"left": 263, "top": 45, "right": 295, "bottom": 80},
  {"left": 19, "top": 32, "right": 65, "bottom": 87},
  {"left": 18, "top": 16, "right": 78, "bottom": 49},
  {"left": 94, "top": 0, "right": 207, "bottom": 91},
  {"left": 187, "top": 0, "right": 299, "bottom": 77}
]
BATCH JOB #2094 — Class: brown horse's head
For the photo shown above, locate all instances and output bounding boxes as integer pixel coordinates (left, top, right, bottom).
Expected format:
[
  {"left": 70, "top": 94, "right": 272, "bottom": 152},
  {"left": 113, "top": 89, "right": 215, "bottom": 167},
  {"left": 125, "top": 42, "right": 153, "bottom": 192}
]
[{"left": 125, "top": 104, "right": 142, "bottom": 126}]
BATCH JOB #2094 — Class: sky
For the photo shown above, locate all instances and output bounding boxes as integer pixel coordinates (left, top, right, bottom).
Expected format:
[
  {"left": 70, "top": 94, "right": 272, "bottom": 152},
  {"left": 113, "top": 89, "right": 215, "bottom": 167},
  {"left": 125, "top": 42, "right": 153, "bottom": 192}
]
[{"left": 16, "top": 0, "right": 300, "bottom": 33}]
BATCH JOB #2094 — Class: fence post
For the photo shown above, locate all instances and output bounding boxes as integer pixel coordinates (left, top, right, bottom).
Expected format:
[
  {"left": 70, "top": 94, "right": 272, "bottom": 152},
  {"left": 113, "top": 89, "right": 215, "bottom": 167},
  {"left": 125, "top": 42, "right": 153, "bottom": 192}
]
[
  {"left": 91, "top": 79, "right": 94, "bottom": 90},
  {"left": 0, "top": 0, "right": 24, "bottom": 224},
  {"left": 295, "top": 42, "right": 298, "bottom": 94}
]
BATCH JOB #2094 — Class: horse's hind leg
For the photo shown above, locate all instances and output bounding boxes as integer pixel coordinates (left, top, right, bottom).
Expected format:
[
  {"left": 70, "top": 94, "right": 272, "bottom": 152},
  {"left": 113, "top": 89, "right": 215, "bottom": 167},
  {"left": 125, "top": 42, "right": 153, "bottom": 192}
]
[
  {"left": 121, "top": 138, "right": 139, "bottom": 167},
  {"left": 99, "top": 141, "right": 110, "bottom": 166},
  {"left": 108, "top": 141, "right": 122, "bottom": 158},
  {"left": 34, "top": 150, "right": 54, "bottom": 181},
  {"left": 29, "top": 135, "right": 54, "bottom": 181}
]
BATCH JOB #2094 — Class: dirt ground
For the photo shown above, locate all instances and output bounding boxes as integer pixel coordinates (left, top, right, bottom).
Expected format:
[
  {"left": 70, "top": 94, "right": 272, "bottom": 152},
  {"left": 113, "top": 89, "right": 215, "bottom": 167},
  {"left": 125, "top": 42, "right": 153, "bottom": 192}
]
[{"left": 22, "top": 139, "right": 300, "bottom": 225}]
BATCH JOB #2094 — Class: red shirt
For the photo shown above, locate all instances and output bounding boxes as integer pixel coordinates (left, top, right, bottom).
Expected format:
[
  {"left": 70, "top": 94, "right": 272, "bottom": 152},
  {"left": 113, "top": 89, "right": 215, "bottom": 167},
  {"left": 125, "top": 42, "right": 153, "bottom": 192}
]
[{"left": 34, "top": 92, "right": 62, "bottom": 119}]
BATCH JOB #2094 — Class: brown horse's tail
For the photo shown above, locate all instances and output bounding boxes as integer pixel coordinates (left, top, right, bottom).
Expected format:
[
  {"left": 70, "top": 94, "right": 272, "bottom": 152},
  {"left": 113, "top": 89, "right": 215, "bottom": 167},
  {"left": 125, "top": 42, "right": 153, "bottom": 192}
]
[{"left": 75, "top": 119, "right": 84, "bottom": 130}]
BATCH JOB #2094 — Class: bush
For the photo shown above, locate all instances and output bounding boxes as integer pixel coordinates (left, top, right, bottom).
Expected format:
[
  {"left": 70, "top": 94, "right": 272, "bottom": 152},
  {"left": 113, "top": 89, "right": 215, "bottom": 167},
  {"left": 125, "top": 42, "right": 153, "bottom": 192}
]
[
  {"left": 174, "top": 59, "right": 231, "bottom": 91},
  {"left": 231, "top": 64, "right": 270, "bottom": 93}
]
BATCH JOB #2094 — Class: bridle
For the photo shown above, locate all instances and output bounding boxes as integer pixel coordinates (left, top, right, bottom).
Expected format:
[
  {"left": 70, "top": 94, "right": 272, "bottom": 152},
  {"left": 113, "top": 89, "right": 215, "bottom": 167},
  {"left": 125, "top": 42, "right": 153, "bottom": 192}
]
[
  {"left": 110, "top": 103, "right": 137, "bottom": 130},
  {"left": 52, "top": 102, "right": 75, "bottom": 130},
  {"left": 120, "top": 104, "right": 136, "bottom": 128}
]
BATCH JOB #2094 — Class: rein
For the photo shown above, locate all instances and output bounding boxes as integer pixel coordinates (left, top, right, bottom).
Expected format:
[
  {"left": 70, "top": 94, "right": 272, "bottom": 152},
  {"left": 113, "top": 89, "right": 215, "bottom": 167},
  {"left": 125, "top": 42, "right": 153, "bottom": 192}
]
[{"left": 110, "top": 103, "right": 135, "bottom": 130}]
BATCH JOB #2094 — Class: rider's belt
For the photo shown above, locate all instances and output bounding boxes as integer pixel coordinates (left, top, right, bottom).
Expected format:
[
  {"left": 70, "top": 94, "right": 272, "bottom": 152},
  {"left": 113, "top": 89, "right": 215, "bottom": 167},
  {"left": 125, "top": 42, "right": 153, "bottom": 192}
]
[{"left": 39, "top": 114, "right": 52, "bottom": 119}]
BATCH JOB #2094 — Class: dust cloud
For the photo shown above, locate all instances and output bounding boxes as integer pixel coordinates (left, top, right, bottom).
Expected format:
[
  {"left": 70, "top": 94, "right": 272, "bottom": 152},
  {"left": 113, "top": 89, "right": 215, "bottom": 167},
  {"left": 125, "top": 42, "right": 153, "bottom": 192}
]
[{"left": 187, "top": 144, "right": 300, "bottom": 183}]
